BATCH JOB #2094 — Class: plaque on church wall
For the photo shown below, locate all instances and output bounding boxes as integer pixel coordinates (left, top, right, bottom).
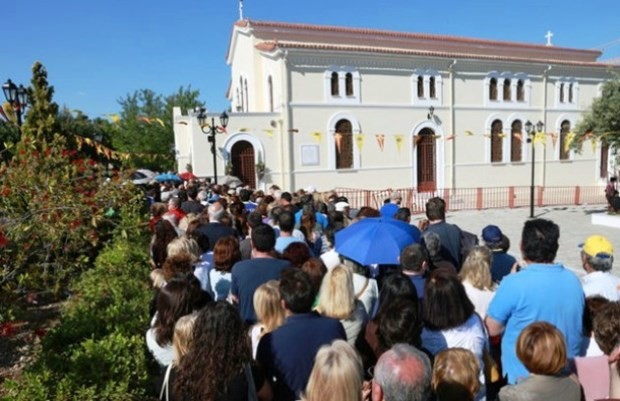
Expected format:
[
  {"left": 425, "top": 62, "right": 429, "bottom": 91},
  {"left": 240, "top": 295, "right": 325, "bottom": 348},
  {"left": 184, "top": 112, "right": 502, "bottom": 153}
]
[{"left": 300, "top": 144, "right": 320, "bottom": 166}]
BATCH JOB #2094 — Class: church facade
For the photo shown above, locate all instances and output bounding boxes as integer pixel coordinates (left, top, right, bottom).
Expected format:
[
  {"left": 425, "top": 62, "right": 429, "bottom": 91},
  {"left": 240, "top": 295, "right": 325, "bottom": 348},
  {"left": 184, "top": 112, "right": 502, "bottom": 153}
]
[{"left": 173, "top": 19, "right": 618, "bottom": 192}]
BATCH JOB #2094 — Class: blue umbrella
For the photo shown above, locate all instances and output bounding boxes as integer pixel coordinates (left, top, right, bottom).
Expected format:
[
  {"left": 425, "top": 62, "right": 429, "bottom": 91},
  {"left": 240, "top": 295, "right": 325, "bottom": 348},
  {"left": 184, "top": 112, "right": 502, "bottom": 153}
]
[
  {"left": 334, "top": 217, "right": 421, "bottom": 266},
  {"left": 154, "top": 173, "right": 181, "bottom": 183}
]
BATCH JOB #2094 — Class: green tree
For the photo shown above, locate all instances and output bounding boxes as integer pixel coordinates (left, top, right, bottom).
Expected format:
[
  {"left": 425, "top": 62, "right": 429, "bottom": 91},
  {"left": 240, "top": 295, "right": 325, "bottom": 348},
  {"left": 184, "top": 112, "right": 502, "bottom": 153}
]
[
  {"left": 573, "top": 77, "right": 620, "bottom": 151},
  {"left": 22, "top": 62, "right": 60, "bottom": 142},
  {"left": 112, "top": 86, "right": 203, "bottom": 171}
]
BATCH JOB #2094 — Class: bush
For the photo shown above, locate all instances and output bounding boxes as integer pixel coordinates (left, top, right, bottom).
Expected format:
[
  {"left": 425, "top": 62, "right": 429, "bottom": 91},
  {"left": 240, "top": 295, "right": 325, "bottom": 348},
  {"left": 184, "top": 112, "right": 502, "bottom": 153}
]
[{"left": 3, "top": 216, "right": 157, "bottom": 401}]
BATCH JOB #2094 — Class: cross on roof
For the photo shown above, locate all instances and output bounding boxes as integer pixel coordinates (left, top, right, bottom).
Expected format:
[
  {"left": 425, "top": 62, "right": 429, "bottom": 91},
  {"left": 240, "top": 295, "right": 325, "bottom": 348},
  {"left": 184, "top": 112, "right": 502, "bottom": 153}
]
[{"left": 545, "top": 30, "right": 554, "bottom": 46}]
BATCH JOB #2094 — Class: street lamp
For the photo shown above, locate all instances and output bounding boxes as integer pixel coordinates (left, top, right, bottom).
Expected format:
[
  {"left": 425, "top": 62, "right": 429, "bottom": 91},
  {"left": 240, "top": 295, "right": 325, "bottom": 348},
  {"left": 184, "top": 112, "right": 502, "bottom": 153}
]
[
  {"left": 525, "top": 120, "right": 544, "bottom": 218},
  {"left": 2, "top": 79, "right": 29, "bottom": 126},
  {"left": 196, "top": 108, "right": 229, "bottom": 185}
]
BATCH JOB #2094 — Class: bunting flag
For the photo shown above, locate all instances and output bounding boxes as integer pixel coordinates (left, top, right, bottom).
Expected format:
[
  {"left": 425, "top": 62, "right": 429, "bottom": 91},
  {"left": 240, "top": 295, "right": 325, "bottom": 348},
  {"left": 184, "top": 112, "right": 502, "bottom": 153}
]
[
  {"left": 334, "top": 133, "right": 343, "bottom": 154},
  {"left": 446, "top": 134, "right": 455, "bottom": 141},
  {"left": 512, "top": 133, "right": 523, "bottom": 142},
  {"left": 591, "top": 138, "right": 598, "bottom": 153},
  {"left": 312, "top": 131, "right": 322, "bottom": 143},
  {"left": 375, "top": 134, "right": 385, "bottom": 151},
  {"left": 176, "top": 121, "right": 188, "bottom": 125},
  {"left": 263, "top": 129, "right": 274, "bottom": 138},
  {"left": 154, "top": 118, "right": 165, "bottom": 127},
  {"left": 465, "top": 130, "right": 475, "bottom": 136},
  {"left": 564, "top": 132, "right": 576, "bottom": 153},
  {"left": 497, "top": 133, "right": 506, "bottom": 139},
  {"left": 239, "top": 128, "right": 248, "bottom": 132},
  {"left": 395, "top": 134, "right": 404, "bottom": 152},
  {"left": 550, "top": 132, "right": 558, "bottom": 149},
  {"left": 414, "top": 135, "right": 423, "bottom": 147},
  {"left": 288, "top": 129, "right": 299, "bottom": 133},
  {"left": 138, "top": 116, "right": 151, "bottom": 124},
  {"left": 534, "top": 132, "right": 546, "bottom": 146},
  {"left": 355, "top": 133, "right": 365, "bottom": 152}
]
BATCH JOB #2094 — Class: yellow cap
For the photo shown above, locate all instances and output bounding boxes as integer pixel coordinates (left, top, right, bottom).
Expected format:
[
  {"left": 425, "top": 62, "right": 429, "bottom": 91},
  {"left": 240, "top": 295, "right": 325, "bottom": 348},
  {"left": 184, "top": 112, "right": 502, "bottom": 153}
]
[{"left": 581, "top": 235, "right": 613, "bottom": 258}]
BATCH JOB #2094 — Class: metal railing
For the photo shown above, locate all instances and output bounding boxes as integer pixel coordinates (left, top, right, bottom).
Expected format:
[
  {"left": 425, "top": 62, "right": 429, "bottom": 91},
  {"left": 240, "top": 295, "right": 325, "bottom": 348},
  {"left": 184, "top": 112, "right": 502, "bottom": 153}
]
[{"left": 335, "top": 186, "right": 606, "bottom": 215}]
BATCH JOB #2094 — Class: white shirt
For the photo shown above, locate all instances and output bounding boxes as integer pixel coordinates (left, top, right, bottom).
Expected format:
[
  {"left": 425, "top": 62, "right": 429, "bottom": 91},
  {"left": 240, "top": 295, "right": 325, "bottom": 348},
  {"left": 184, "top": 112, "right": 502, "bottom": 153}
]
[
  {"left": 462, "top": 280, "right": 496, "bottom": 320},
  {"left": 582, "top": 271, "right": 620, "bottom": 301},
  {"left": 146, "top": 328, "right": 176, "bottom": 367}
]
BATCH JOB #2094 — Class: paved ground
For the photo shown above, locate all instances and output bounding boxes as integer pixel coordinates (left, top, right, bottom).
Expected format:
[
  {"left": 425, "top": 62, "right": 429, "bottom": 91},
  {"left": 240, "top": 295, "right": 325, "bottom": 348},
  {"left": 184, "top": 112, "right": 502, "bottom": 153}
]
[{"left": 411, "top": 205, "right": 620, "bottom": 277}]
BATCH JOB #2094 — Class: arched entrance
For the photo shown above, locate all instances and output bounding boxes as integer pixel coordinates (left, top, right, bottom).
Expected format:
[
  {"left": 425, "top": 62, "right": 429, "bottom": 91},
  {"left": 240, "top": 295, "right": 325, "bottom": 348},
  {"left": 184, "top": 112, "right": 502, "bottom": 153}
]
[
  {"left": 231, "top": 140, "right": 256, "bottom": 188},
  {"left": 416, "top": 128, "right": 436, "bottom": 192}
]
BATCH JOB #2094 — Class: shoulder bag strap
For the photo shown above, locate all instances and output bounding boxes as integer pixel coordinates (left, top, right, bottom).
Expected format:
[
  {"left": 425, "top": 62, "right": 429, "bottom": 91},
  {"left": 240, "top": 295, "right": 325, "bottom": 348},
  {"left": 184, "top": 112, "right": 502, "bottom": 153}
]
[{"left": 160, "top": 364, "right": 173, "bottom": 401}]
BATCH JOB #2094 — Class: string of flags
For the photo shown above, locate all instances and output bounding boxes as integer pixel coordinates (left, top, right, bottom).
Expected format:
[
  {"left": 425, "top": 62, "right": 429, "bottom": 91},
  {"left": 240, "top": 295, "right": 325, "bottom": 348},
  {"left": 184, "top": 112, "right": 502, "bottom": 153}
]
[
  {"left": 73, "top": 135, "right": 169, "bottom": 162},
  {"left": 105, "top": 114, "right": 166, "bottom": 127}
]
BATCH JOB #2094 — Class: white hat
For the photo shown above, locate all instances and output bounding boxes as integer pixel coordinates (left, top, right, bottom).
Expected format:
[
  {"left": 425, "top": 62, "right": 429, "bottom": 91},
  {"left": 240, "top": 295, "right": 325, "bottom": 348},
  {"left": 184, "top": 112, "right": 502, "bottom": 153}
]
[
  {"left": 335, "top": 201, "right": 350, "bottom": 212},
  {"left": 320, "top": 250, "right": 341, "bottom": 270}
]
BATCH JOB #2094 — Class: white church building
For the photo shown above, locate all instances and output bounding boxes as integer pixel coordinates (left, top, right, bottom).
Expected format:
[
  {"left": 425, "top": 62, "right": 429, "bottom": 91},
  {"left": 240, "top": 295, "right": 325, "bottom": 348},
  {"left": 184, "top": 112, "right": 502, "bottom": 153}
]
[{"left": 173, "top": 19, "right": 618, "bottom": 195}]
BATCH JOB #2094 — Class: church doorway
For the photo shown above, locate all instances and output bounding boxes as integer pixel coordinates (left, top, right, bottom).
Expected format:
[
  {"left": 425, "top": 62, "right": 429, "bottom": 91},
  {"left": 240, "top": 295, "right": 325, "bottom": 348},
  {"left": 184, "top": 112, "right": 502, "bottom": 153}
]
[
  {"left": 230, "top": 140, "right": 256, "bottom": 189},
  {"left": 416, "top": 128, "right": 436, "bottom": 192}
]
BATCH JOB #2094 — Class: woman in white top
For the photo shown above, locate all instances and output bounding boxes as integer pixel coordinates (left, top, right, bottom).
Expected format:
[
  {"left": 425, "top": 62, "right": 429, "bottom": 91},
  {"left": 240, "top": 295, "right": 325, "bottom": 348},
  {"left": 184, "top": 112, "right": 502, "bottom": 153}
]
[
  {"left": 208, "top": 236, "right": 241, "bottom": 301},
  {"left": 317, "top": 265, "right": 368, "bottom": 345},
  {"left": 459, "top": 246, "right": 496, "bottom": 320},
  {"left": 249, "top": 280, "right": 285, "bottom": 358},
  {"left": 421, "top": 270, "right": 487, "bottom": 400}
]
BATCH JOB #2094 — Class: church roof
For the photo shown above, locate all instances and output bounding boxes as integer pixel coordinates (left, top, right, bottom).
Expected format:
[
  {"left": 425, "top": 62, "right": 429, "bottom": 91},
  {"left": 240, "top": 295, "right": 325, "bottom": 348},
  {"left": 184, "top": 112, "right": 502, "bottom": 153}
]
[{"left": 234, "top": 19, "right": 609, "bottom": 67}]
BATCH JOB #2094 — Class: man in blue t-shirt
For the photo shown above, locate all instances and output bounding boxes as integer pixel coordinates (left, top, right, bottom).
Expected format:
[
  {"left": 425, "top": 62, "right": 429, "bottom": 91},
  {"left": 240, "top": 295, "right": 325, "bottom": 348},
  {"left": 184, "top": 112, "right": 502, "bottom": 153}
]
[
  {"left": 485, "top": 219, "right": 584, "bottom": 384},
  {"left": 230, "top": 224, "right": 290, "bottom": 324},
  {"left": 257, "top": 269, "right": 346, "bottom": 401}
]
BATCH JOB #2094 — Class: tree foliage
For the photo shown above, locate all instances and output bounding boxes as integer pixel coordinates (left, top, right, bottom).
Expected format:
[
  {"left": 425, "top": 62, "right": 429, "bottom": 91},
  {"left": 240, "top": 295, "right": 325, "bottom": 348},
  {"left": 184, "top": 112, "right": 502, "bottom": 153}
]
[
  {"left": 112, "top": 86, "right": 204, "bottom": 171},
  {"left": 0, "top": 63, "right": 144, "bottom": 317},
  {"left": 573, "top": 77, "right": 620, "bottom": 151}
]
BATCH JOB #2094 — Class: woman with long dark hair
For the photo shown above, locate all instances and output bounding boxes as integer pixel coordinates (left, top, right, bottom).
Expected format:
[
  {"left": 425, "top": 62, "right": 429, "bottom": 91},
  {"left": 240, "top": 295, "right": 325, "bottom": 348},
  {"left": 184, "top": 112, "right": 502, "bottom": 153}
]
[{"left": 172, "top": 301, "right": 272, "bottom": 401}]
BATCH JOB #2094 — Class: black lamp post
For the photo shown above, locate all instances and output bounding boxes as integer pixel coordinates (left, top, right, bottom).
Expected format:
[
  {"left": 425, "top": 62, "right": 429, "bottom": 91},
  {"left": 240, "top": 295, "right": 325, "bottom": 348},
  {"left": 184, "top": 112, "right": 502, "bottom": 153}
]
[
  {"left": 2, "top": 79, "right": 29, "bottom": 126},
  {"left": 196, "top": 108, "right": 229, "bottom": 185},
  {"left": 525, "top": 120, "right": 545, "bottom": 218}
]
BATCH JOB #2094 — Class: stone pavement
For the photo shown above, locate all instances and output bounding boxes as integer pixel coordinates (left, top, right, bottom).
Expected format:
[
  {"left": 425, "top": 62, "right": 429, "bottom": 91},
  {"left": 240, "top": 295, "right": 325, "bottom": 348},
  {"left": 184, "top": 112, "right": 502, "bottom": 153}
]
[{"left": 411, "top": 205, "right": 620, "bottom": 277}]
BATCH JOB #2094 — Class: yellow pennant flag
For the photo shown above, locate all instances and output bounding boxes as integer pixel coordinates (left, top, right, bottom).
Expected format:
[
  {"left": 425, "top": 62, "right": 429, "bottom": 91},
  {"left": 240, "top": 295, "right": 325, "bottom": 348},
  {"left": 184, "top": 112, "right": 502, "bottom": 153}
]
[
  {"left": 264, "top": 129, "right": 274, "bottom": 138},
  {"left": 497, "top": 133, "right": 506, "bottom": 139},
  {"left": 565, "top": 132, "right": 576, "bottom": 153},
  {"left": 534, "top": 132, "right": 546, "bottom": 146},
  {"left": 312, "top": 131, "right": 322, "bottom": 143},
  {"left": 239, "top": 128, "right": 248, "bottom": 132},
  {"left": 395, "top": 134, "right": 404, "bottom": 152},
  {"left": 465, "top": 130, "right": 475, "bottom": 136},
  {"left": 591, "top": 138, "right": 598, "bottom": 153},
  {"left": 107, "top": 114, "right": 120, "bottom": 123},
  {"left": 355, "top": 133, "right": 365, "bottom": 152},
  {"left": 375, "top": 134, "right": 385, "bottom": 151},
  {"left": 154, "top": 118, "right": 165, "bottom": 127}
]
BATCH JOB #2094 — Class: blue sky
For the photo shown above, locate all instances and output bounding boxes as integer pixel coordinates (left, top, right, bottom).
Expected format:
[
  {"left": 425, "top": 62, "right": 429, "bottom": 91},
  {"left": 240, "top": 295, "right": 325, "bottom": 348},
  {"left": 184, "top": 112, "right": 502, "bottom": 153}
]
[{"left": 3, "top": 0, "right": 619, "bottom": 119}]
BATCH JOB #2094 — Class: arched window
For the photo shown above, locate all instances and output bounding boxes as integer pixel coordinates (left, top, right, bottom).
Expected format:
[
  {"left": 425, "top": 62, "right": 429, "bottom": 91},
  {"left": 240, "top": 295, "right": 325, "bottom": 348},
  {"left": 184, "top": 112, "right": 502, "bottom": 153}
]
[
  {"left": 345, "top": 73, "right": 353, "bottom": 96},
  {"left": 335, "top": 119, "right": 353, "bottom": 169},
  {"left": 559, "top": 120, "right": 571, "bottom": 160},
  {"left": 503, "top": 79, "right": 511, "bottom": 101},
  {"left": 491, "top": 120, "right": 503, "bottom": 163},
  {"left": 517, "top": 80, "right": 525, "bottom": 102},
  {"left": 559, "top": 83, "right": 565, "bottom": 103},
  {"left": 430, "top": 76, "right": 436, "bottom": 99},
  {"left": 417, "top": 76, "right": 424, "bottom": 98},
  {"left": 511, "top": 120, "right": 523, "bottom": 162},
  {"left": 568, "top": 83, "right": 574, "bottom": 103},
  {"left": 268, "top": 76, "right": 274, "bottom": 112},
  {"left": 489, "top": 78, "right": 498, "bottom": 100},
  {"left": 331, "top": 72, "right": 339, "bottom": 96}
]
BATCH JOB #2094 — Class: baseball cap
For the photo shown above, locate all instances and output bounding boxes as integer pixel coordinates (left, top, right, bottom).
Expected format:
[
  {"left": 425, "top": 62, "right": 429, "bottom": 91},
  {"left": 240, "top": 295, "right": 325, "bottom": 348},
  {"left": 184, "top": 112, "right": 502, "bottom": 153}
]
[
  {"left": 580, "top": 235, "right": 613, "bottom": 258},
  {"left": 335, "top": 201, "right": 350, "bottom": 212},
  {"left": 482, "top": 225, "right": 503, "bottom": 245}
]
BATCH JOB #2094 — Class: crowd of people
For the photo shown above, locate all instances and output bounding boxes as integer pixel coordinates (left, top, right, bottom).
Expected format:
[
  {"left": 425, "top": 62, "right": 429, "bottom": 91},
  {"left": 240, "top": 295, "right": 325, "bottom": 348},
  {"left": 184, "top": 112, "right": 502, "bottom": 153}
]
[{"left": 144, "top": 178, "right": 620, "bottom": 401}]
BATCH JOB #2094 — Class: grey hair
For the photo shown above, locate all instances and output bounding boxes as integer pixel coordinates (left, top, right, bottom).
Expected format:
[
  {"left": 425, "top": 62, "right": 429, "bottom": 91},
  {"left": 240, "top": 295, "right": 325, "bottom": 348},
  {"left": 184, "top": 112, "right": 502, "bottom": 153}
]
[
  {"left": 422, "top": 232, "right": 442, "bottom": 258},
  {"left": 374, "top": 343, "right": 431, "bottom": 401},
  {"left": 583, "top": 251, "right": 613, "bottom": 272},
  {"left": 208, "top": 202, "right": 225, "bottom": 222}
]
